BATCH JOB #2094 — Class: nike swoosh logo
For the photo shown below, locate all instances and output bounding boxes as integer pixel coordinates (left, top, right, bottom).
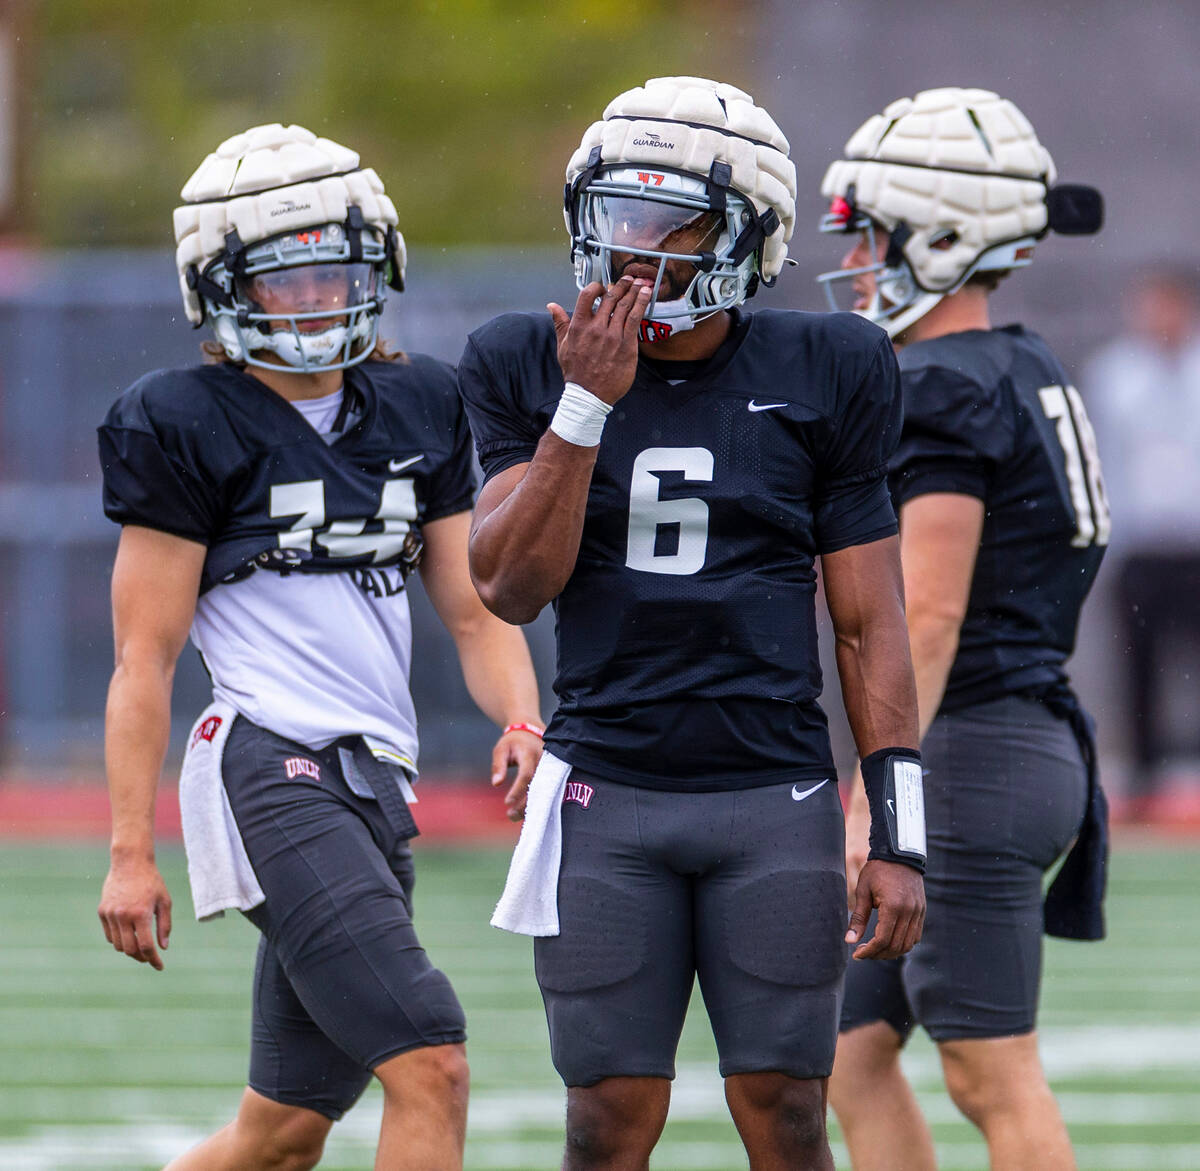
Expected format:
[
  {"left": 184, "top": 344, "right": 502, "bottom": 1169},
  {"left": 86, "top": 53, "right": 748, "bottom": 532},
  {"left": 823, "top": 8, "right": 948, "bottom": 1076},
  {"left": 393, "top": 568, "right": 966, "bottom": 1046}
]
[
  {"left": 388, "top": 455, "right": 424, "bottom": 473},
  {"left": 748, "top": 401, "right": 788, "bottom": 412},
  {"left": 886, "top": 798, "right": 895, "bottom": 817},
  {"left": 791, "top": 779, "right": 829, "bottom": 802}
]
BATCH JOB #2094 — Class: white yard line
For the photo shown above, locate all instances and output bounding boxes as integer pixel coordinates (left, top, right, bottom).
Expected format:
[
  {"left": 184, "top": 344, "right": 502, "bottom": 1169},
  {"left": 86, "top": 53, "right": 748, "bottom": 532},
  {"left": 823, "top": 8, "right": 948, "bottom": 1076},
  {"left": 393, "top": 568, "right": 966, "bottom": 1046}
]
[{"left": 3, "top": 1022, "right": 1200, "bottom": 1168}]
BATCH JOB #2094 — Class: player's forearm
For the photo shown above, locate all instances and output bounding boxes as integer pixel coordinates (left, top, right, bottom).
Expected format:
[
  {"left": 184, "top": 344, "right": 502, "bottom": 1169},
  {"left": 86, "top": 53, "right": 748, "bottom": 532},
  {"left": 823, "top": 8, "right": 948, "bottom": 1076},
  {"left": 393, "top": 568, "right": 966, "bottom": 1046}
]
[
  {"left": 104, "top": 658, "right": 175, "bottom": 860},
  {"left": 835, "top": 613, "right": 920, "bottom": 757},
  {"left": 451, "top": 615, "right": 543, "bottom": 730},
  {"left": 470, "top": 431, "right": 599, "bottom": 623},
  {"left": 894, "top": 493, "right": 981, "bottom": 740},
  {"left": 907, "top": 612, "right": 961, "bottom": 742}
]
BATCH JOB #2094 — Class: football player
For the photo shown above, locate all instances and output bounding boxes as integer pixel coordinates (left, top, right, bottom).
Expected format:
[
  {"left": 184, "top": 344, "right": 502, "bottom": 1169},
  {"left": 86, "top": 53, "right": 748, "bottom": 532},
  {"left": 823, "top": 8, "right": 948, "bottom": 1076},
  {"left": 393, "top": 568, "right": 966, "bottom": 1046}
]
[
  {"left": 96, "top": 123, "right": 543, "bottom": 1171},
  {"left": 817, "top": 88, "right": 1108, "bottom": 1170},
  {"left": 457, "top": 77, "right": 926, "bottom": 1170}
]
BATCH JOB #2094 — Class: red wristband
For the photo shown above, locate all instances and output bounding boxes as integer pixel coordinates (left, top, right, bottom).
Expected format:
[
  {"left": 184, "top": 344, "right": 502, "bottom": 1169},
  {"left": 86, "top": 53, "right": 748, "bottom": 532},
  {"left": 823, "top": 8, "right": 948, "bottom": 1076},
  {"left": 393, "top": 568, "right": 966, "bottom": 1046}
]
[{"left": 503, "top": 722, "right": 544, "bottom": 738}]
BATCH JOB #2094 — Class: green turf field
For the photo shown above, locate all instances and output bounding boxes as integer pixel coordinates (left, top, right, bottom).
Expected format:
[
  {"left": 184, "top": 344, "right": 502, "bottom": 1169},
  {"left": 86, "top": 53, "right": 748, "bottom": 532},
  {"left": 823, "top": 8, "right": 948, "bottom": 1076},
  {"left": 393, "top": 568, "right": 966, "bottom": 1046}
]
[{"left": 2, "top": 840, "right": 1198, "bottom": 1170}]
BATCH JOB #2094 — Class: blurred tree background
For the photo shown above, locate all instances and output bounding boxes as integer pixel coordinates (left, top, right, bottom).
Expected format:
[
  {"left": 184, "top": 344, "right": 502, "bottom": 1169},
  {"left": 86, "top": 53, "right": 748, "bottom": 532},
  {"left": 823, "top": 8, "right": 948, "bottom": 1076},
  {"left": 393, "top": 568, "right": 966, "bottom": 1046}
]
[{"left": 31, "top": 0, "right": 753, "bottom": 248}]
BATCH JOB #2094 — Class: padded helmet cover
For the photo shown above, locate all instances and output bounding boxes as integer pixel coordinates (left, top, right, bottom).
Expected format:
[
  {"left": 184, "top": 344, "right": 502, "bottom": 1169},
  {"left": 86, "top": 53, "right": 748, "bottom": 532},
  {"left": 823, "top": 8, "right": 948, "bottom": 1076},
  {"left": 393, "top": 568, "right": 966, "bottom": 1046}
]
[
  {"left": 173, "top": 123, "right": 405, "bottom": 324},
  {"left": 566, "top": 76, "right": 797, "bottom": 281},
  {"left": 821, "top": 87, "right": 1056, "bottom": 292}
]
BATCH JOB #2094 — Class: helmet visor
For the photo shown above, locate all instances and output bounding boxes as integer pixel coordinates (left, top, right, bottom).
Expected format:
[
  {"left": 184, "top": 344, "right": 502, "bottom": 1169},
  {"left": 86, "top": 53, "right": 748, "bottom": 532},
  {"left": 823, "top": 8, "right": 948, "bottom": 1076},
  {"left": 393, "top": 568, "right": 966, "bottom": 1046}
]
[
  {"left": 591, "top": 195, "right": 723, "bottom": 260},
  {"left": 237, "top": 262, "right": 377, "bottom": 331}
]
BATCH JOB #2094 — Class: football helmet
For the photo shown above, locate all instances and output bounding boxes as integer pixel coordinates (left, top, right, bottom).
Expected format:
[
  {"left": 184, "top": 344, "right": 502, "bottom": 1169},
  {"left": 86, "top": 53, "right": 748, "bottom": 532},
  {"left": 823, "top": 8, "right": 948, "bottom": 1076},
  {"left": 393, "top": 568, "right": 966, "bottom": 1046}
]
[
  {"left": 174, "top": 123, "right": 406, "bottom": 372},
  {"left": 817, "top": 88, "right": 1102, "bottom": 337},
  {"left": 565, "top": 76, "right": 796, "bottom": 339}
]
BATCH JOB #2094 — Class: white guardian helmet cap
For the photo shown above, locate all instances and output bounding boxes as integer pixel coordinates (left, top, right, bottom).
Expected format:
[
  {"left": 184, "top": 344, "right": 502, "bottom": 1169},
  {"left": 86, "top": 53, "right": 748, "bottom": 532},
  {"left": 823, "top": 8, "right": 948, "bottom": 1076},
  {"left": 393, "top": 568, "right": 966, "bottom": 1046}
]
[
  {"left": 565, "top": 76, "right": 796, "bottom": 339},
  {"left": 817, "top": 88, "right": 1102, "bottom": 337},
  {"left": 174, "top": 123, "right": 406, "bottom": 372}
]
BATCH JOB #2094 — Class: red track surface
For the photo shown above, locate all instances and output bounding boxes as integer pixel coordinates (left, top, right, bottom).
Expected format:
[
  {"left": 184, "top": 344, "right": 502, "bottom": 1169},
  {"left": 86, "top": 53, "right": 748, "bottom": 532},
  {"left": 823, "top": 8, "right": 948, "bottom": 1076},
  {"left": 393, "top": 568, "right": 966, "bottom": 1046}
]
[
  {"left": 3, "top": 779, "right": 1200, "bottom": 842},
  {"left": 0, "top": 778, "right": 523, "bottom": 844}
]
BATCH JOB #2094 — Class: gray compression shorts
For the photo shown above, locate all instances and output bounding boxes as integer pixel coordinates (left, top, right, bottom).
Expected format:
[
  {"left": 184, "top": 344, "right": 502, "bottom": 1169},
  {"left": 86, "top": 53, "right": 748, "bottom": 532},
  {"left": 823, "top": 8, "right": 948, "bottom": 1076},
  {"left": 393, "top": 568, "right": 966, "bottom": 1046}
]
[
  {"left": 840, "top": 695, "right": 1088, "bottom": 1042},
  {"left": 221, "top": 717, "right": 466, "bottom": 1119},
  {"left": 534, "top": 771, "right": 847, "bottom": 1086}
]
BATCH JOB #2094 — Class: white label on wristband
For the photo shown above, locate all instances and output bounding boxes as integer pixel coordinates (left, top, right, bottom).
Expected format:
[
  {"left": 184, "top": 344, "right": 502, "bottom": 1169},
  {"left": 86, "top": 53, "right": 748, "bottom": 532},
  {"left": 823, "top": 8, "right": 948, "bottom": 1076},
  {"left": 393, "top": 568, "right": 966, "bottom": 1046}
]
[{"left": 893, "top": 760, "right": 927, "bottom": 857}]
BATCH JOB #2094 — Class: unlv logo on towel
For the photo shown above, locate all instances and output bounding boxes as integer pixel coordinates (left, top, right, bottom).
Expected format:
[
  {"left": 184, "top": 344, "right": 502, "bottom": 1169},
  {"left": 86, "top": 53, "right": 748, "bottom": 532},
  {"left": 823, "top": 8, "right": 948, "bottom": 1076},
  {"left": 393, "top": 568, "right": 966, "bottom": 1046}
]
[
  {"left": 563, "top": 780, "right": 595, "bottom": 809},
  {"left": 284, "top": 757, "right": 321, "bottom": 782},
  {"left": 191, "top": 716, "right": 223, "bottom": 748}
]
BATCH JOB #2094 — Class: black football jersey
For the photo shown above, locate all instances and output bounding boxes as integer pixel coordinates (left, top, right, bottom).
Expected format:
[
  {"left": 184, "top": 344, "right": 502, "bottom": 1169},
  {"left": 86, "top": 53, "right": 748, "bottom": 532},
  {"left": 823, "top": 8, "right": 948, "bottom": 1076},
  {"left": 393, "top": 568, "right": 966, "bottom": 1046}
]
[
  {"left": 99, "top": 358, "right": 476, "bottom": 594},
  {"left": 458, "top": 308, "right": 902, "bottom": 790},
  {"left": 891, "top": 325, "right": 1109, "bottom": 712}
]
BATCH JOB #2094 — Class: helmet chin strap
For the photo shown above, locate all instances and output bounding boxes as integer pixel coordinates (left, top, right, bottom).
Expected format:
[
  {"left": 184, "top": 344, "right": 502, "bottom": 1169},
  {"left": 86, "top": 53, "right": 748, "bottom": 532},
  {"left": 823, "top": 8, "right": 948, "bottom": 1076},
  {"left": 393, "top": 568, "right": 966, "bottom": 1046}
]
[
  {"left": 861, "top": 263, "right": 944, "bottom": 340},
  {"left": 879, "top": 290, "right": 944, "bottom": 339}
]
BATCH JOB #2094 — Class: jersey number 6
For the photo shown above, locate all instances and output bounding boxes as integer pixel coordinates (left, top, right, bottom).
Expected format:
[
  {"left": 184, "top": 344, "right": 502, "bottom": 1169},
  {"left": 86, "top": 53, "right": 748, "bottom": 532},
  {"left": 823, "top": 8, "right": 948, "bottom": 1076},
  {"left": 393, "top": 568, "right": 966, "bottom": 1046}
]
[{"left": 625, "top": 447, "right": 714, "bottom": 575}]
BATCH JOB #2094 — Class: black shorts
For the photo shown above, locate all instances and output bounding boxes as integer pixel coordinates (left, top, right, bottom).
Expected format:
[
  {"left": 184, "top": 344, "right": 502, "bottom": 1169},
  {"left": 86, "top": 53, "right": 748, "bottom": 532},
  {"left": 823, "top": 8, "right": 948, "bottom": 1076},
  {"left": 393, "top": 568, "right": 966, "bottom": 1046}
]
[
  {"left": 840, "top": 695, "right": 1088, "bottom": 1043},
  {"left": 534, "top": 772, "right": 847, "bottom": 1086},
  {"left": 221, "top": 717, "right": 466, "bottom": 1119}
]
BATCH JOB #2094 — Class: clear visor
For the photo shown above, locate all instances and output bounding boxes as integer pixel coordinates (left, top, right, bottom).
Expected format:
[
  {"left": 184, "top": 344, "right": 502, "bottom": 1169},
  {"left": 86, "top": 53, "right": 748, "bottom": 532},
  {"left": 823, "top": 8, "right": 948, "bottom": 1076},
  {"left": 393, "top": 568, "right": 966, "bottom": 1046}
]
[
  {"left": 590, "top": 195, "right": 723, "bottom": 259},
  {"left": 236, "top": 262, "right": 377, "bottom": 329}
]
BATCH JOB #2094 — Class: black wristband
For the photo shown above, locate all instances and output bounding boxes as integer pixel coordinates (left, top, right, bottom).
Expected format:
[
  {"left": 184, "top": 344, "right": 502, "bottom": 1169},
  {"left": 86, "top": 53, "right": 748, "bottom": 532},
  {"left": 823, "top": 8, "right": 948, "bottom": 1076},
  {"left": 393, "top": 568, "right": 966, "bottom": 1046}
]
[{"left": 860, "top": 746, "right": 926, "bottom": 874}]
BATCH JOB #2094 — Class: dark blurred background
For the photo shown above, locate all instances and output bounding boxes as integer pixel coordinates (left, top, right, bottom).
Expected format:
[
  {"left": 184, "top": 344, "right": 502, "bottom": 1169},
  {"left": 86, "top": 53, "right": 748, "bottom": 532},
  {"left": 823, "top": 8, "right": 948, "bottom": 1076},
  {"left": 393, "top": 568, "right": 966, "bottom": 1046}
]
[{"left": 1, "top": 0, "right": 1197, "bottom": 814}]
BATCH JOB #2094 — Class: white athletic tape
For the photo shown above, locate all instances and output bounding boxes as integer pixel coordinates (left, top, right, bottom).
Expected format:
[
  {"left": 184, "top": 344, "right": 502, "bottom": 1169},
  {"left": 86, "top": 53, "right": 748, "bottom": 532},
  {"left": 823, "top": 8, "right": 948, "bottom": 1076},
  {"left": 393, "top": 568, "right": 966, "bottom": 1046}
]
[{"left": 549, "top": 382, "right": 613, "bottom": 448}]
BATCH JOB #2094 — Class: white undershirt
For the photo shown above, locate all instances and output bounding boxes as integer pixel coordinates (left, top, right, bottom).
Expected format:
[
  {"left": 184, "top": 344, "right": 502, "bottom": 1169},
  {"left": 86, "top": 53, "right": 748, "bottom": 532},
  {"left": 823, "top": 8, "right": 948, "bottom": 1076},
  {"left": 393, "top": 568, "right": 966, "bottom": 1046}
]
[
  {"left": 289, "top": 387, "right": 345, "bottom": 439},
  {"left": 188, "top": 384, "right": 421, "bottom": 774},
  {"left": 190, "top": 569, "right": 419, "bottom": 772}
]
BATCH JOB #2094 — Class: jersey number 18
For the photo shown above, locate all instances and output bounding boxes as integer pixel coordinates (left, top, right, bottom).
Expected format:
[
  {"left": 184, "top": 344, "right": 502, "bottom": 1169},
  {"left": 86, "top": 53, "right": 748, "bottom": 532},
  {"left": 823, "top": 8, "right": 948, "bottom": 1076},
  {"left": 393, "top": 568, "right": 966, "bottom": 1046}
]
[{"left": 1038, "top": 385, "right": 1111, "bottom": 548}]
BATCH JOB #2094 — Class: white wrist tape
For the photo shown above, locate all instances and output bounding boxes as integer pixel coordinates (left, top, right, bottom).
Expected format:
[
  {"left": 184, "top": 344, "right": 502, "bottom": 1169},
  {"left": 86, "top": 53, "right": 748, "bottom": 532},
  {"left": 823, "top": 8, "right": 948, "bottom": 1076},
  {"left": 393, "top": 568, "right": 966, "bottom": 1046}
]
[{"left": 549, "top": 382, "right": 612, "bottom": 447}]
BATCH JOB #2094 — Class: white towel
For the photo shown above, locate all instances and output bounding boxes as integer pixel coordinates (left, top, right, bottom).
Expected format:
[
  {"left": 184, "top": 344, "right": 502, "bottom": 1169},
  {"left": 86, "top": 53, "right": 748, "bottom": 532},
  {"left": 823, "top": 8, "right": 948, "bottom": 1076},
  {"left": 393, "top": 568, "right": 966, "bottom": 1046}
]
[
  {"left": 491, "top": 751, "right": 571, "bottom": 936},
  {"left": 178, "top": 700, "right": 266, "bottom": 921}
]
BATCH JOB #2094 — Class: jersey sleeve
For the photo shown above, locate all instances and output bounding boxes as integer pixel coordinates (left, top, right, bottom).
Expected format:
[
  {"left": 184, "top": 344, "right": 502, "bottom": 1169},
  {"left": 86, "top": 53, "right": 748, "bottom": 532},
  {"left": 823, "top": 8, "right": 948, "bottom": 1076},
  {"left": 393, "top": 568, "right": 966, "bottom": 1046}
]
[
  {"left": 457, "top": 332, "right": 544, "bottom": 482},
  {"left": 98, "top": 391, "right": 220, "bottom": 543},
  {"left": 422, "top": 381, "right": 479, "bottom": 523},
  {"left": 813, "top": 335, "right": 902, "bottom": 554},
  {"left": 890, "top": 364, "right": 1015, "bottom": 507}
]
